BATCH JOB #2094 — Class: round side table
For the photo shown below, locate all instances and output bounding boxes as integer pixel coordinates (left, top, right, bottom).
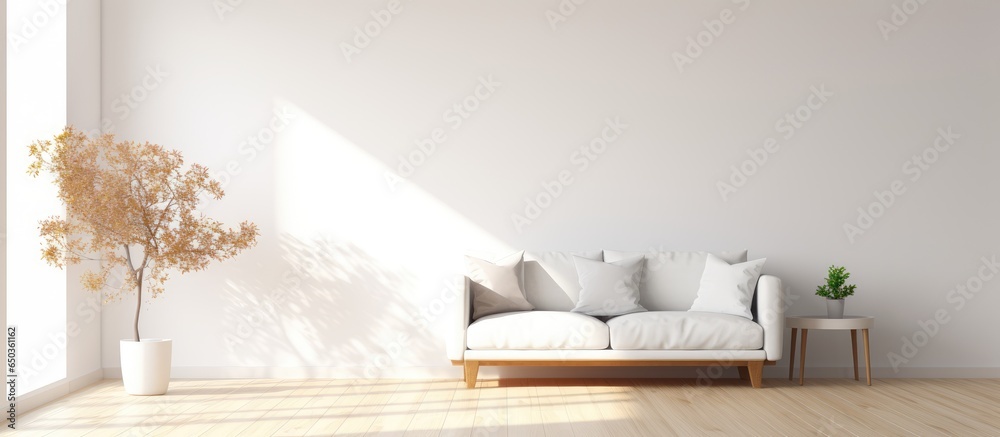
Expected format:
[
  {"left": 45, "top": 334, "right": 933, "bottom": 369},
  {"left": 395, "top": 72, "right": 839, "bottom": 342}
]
[{"left": 786, "top": 316, "right": 875, "bottom": 386}]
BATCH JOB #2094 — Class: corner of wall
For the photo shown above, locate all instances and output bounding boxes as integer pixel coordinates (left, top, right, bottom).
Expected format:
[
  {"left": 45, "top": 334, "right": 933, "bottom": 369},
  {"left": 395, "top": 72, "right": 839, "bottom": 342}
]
[{"left": 65, "top": 0, "right": 103, "bottom": 383}]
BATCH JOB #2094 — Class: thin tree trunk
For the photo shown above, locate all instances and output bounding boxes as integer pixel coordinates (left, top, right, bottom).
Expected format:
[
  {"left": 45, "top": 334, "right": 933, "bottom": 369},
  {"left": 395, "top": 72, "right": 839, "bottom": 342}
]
[
  {"left": 133, "top": 271, "right": 143, "bottom": 342},
  {"left": 132, "top": 262, "right": 146, "bottom": 342},
  {"left": 125, "top": 243, "right": 143, "bottom": 343}
]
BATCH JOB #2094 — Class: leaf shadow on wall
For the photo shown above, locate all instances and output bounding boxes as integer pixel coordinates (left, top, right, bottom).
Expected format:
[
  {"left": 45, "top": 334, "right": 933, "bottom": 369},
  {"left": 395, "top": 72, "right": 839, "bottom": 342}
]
[{"left": 219, "top": 233, "right": 437, "bottom": 376}]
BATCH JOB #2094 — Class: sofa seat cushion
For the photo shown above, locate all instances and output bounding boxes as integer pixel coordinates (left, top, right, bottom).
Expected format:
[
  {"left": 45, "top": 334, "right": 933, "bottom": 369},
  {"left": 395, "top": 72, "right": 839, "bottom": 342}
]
[
  {"left": 607, "top": 311, "right": 763, "bottom": 350},
  {"left": 467, "top": 311, "right": 610, "bottom": 350}
]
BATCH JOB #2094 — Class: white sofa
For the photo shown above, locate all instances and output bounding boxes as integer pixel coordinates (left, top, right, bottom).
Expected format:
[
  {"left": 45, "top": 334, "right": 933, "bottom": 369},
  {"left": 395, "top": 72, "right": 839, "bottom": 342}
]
[{"left": 448, "top": 250, "right": 785, "bottom": 388}]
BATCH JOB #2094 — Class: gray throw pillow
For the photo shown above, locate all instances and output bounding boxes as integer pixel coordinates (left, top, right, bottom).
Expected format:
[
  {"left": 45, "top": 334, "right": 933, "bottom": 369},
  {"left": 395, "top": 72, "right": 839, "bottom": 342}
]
[
  {"left": 466, "top": 251, "right": 534, "bottom": 320},
  {"left": 571, "top": 255, "right": 647, "bottom": 317}
]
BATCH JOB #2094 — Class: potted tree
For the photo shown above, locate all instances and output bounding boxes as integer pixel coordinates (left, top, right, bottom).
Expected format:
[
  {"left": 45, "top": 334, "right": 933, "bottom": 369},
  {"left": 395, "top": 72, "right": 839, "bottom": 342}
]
[
  {"left": 815, "top": 265, "right": 857, "bottom": 319},
  {"left": 29, "top": 127, "right": 259, "bottom": 395}
]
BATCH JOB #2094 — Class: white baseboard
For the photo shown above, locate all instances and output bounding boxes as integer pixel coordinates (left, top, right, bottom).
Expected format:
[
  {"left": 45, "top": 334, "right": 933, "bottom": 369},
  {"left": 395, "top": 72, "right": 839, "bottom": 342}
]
[
  {"left": 102, "top": 366, "right": 460, "bottom": 379},
  {"left": 766, "top": 366, "right": 1000, "bottom": 379},
  {"left": 16, "top": 368, "right": 103, "bottom": 414},
  {"left": 99, "top": 365, "right": 1000, "bottom": 380},
  {"left": 69, "top": 369, "right": 105, "bottom": 392}
]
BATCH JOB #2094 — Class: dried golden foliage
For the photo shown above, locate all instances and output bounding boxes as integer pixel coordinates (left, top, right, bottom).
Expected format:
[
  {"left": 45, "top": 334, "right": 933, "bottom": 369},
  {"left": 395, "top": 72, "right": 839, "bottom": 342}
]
[{"left": 29, "top": 127, "right": 260, "bottom": 304}]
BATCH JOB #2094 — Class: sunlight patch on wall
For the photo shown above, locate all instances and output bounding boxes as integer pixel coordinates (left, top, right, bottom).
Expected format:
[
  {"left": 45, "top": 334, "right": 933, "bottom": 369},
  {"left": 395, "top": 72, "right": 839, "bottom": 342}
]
[
  {"left": 273, "top": 100, "right": 512, "bottom": 271},
  {"left": 217, "top": 100, "right": 512, "bottom": 370}
]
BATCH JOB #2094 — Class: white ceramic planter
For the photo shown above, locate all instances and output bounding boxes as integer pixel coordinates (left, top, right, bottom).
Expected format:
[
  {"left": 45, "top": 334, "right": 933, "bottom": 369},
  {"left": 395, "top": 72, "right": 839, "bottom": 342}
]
[
  {"left": 120, "top": 339, "right": 172, "bottom": 395},
  {"left": 826, "top": 299, "right": 845, "bottom": 319}
]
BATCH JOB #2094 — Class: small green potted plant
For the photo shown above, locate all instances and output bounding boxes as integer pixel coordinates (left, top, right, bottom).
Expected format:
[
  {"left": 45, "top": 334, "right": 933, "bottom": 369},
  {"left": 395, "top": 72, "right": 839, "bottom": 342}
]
[{"left": 815, "top": 265, "right": 857, "bottom": 318}]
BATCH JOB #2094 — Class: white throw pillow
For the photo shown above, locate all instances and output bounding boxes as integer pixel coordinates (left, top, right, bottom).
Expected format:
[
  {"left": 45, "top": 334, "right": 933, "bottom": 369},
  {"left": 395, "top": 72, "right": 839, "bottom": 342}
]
[
  {"left": 603, "top": 250, "right": 748, "bottom": 311},
  {"left": 466, "top": 251, "right": 534, "bottom": 320},
  {"left": 571, "top": 255, "right": 647, "bottom": 316},
  {"left": 689, "top": 254, "right": 766, "bottom": 319}
]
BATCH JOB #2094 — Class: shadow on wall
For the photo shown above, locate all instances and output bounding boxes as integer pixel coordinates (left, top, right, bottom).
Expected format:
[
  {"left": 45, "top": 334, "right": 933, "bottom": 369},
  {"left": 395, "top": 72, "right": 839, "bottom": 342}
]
[{"left": 219, "top": 233, "right": 439, "bottom": 376}]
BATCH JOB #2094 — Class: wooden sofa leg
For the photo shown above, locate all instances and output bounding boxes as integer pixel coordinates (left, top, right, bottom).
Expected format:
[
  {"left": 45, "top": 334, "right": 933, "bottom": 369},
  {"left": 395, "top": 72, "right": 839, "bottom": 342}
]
[
  {"left": 747, "top": 361, "right": 764, "bottom": 388},
  {"left": 464, "top": 361, "right": 479, "bottom": 388}
]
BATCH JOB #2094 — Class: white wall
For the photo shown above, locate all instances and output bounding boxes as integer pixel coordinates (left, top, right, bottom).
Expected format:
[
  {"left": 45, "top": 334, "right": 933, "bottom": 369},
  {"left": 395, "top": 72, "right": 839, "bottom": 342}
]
[
  {"left": 99, "top": 0, "right": 1000, "bottom": 378},
  {"left": 65, "top": 0, "right": 103, "bottom": 387}
]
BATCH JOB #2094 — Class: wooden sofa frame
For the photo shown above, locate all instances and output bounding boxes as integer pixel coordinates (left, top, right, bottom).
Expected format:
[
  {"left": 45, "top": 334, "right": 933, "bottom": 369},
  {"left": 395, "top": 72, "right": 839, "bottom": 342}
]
[{"left": 452, "top": 359, "right": 777, "bottom": 388}]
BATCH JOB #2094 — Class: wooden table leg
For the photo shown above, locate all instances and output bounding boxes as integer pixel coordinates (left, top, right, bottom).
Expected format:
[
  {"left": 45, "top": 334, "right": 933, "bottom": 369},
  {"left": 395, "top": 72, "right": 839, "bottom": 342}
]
[
  {"left": 799, "top": 329, "right": 808, "bottom": 386},
  {"left": 851, "top": 329, "right": 859, "bottom": 381},
  {"left": 863, "top": 328, "right": 872, "bottom": 386},
  {"left": 788, "top": 328, "right": 798, "bottom": 380}
]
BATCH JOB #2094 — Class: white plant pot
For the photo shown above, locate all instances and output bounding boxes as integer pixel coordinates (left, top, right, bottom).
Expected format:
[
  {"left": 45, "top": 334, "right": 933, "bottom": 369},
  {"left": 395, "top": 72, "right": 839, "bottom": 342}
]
[
  {"left": 120, "top": 339, "right": 172, "bottom": 395},
  {"left": 826, "top": 299, "right": 845, "bottom": 319}
]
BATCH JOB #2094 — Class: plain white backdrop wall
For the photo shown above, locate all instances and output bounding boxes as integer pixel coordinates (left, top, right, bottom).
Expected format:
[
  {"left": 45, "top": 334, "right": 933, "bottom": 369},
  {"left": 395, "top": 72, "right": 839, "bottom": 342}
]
[
  {"left": 66, "top": 0, "right": 103, "bottom": 389},
  {"left": 97, "top": 0, "right": 999, "bottom": 378}
]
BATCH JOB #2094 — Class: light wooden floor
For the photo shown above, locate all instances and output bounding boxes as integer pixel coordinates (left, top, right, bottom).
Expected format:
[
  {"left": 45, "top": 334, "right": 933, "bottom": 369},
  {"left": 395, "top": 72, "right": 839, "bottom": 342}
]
[{"left": 11, "top": 377, "right": 1000, "bottom": 436}]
